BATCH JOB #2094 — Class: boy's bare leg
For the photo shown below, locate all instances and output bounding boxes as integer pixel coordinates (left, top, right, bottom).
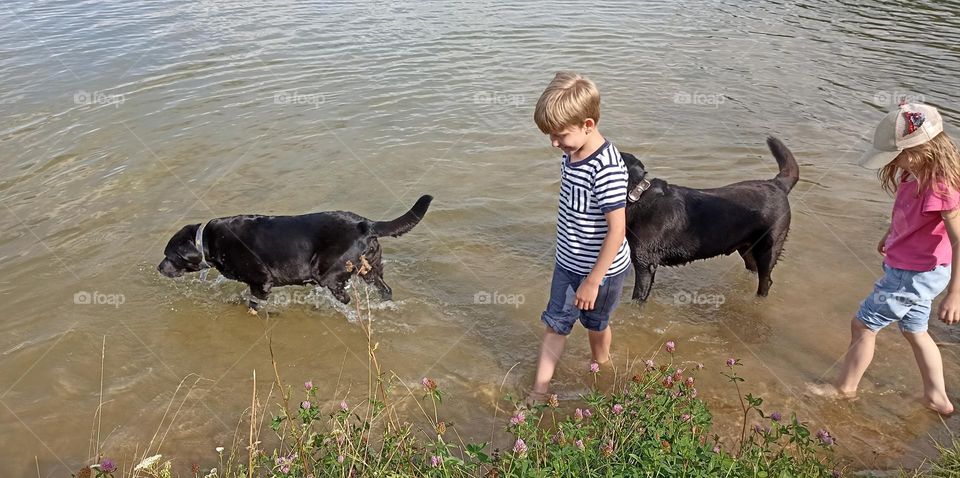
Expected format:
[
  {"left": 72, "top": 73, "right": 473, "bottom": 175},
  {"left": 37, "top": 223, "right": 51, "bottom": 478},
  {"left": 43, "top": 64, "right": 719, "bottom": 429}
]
[
  {"left": 532, "top": 327, "right": 567, "bottom": 396},
  {"left": 902, "top": 330, "right": 954, "bottom": 415},
  {"left": 588, "top": 326, "right": 612, "bottom": 364},
  {"left": 834, "top": 318, "right": 877, "bottom": 397}
]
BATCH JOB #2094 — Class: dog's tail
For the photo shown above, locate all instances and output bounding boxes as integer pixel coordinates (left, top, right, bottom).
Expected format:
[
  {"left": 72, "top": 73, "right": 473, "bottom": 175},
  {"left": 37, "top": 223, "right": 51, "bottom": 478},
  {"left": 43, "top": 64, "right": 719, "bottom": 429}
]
[
  {"left": 768, "top": 136, "right": 799, "bottom": 193},
  {"left": 369, "top": 195, "right": 433, "bottom": 238}
]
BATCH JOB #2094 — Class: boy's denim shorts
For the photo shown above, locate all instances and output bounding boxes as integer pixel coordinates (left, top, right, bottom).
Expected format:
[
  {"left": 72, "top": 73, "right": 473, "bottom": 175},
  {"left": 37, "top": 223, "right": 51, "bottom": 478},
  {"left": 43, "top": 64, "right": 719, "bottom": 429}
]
[
  {"left": 856, "top": 263, "right": 951, "bottom": 334},
  {"left": 541, "top": 263, "right": 629, "bottom": 336}
]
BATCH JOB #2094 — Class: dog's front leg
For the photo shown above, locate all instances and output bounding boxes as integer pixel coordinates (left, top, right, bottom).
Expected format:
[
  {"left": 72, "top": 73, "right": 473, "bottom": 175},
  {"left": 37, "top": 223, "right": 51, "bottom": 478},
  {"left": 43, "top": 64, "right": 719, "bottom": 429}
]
[
  {"left": 632, "top": 263, "right": 658, "bottom": 302},
  {"left": 321, "top": 273, "right": 352, "bottom": 304},
  {"left": 247, "top": 282, "right": 272, "bottom": 315},
  {"left": 329, "top": 282, "right": 351, "bottom": 304}
]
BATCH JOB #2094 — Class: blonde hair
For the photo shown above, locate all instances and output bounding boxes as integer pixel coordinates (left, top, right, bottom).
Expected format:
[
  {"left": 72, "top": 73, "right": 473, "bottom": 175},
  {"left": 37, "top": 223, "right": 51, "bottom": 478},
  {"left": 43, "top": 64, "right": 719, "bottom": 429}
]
[
  {"left": 879, "top": 131, "right": 960, "bottom": 197},
  {"left": 534, "top": 72, "right": 600, "bottom": 134}
]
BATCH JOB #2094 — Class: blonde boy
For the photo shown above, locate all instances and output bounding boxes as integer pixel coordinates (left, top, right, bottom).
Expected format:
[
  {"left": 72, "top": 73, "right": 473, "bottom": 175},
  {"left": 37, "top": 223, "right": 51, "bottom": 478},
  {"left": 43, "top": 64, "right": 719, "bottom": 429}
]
[{"left": 530, "top": 72, "right": 631, "bottom": 400}]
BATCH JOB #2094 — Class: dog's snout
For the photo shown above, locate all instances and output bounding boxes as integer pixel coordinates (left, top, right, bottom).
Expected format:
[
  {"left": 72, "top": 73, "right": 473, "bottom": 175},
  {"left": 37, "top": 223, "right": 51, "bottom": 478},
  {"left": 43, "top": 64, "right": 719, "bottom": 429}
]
[{"left": 157, "top": 259, "right": 181, "bottom": 278}]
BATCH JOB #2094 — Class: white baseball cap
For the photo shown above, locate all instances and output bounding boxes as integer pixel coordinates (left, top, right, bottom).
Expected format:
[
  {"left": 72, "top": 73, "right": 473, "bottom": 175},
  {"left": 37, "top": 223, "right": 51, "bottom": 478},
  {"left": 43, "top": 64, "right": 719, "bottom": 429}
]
[{"left": 859, "top": 102, "right": 944, "bottom": 169}]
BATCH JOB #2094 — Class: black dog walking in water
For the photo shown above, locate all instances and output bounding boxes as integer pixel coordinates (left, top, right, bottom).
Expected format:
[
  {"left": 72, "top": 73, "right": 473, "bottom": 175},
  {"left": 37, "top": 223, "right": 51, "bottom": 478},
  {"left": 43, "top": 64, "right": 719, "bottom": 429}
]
[
  {"left": 158, "top": 195, "right": 432, "bottom": 313},
  {"left": 621, "top": 137, "right": 799, "bottom": 302}
]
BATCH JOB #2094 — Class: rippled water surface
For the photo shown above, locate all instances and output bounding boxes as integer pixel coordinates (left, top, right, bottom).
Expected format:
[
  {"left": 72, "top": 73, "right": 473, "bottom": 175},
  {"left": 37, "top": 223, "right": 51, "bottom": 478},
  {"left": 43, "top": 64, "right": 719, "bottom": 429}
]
[{"left": 2, "top": 0, "right": 960, "bottom": 475}]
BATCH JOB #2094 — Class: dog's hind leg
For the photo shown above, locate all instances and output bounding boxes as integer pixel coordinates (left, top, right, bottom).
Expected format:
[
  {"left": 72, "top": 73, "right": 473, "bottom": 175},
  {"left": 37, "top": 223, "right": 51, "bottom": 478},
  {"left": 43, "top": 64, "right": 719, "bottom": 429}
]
[
  {"left": 756, "top": 219, "right": 791, "bottom": 297},
  {"left": 632, "top": 263, "right": 658, "bottom": 302},
  {"left": 752, "top": 241, "right": 775, "bottom": 297},
  {"left": 364, "top": 274, "right": 392, "bottom": 301},
  {"left": 360, "top": 250, "right": 393, "bottom": 301},
  {"left": 738, "top": 246, "right": 759, "bottom": 273}
]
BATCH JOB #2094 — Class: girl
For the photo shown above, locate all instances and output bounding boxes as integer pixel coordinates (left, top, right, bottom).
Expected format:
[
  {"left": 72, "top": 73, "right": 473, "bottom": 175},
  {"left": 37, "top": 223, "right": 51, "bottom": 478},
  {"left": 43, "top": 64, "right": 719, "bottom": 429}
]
[{"left": 825, "top": 103, "right": 960, "bottom": 415}]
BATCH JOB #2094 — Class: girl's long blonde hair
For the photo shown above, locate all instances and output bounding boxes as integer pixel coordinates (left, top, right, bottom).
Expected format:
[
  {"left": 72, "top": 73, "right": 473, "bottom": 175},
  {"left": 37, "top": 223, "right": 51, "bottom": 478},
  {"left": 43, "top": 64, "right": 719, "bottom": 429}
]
[{"left": 880, "top": 131, "right": 960, "bottom": 197}]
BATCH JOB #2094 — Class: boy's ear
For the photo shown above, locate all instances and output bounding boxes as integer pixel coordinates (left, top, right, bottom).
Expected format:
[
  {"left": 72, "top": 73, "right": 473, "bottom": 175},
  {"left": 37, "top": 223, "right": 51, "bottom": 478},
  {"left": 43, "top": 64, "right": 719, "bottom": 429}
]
[{"left": 583, "top": 118, "right": 596, "bottom": 129}]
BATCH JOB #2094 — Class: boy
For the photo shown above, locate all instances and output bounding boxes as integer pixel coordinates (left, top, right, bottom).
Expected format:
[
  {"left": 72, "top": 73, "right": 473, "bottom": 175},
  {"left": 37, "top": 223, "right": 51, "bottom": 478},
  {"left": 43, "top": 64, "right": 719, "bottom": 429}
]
[{"left": 529, "top": 72, "right": 631, "bottom": 401}]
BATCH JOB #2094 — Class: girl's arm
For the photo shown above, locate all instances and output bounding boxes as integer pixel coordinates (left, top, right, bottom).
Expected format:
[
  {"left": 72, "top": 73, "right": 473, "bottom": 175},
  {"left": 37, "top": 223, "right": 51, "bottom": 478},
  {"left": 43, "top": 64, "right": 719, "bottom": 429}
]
[{"left": 939, "top": 208, "right": 960, "bottom": 324}]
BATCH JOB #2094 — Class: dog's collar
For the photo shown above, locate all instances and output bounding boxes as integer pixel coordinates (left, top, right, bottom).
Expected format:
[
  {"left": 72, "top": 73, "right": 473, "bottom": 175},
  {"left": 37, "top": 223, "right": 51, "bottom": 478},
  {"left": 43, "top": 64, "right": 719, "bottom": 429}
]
[
  {"left": 628, "top": 177, "right": 652, "bottom": 203},
  {"left": 194, "top": 221, "right": 211, "bottom": 270}
]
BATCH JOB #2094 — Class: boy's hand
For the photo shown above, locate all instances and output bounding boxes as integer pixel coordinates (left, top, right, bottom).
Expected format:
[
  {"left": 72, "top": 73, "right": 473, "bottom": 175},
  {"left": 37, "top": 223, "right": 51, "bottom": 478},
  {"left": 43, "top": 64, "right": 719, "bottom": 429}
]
[
  {"left": 939, "top": 292, "right": 960, "bottom": 325},
  {"left": 575, "top": 278, "right": 601, "bottom": 310}
]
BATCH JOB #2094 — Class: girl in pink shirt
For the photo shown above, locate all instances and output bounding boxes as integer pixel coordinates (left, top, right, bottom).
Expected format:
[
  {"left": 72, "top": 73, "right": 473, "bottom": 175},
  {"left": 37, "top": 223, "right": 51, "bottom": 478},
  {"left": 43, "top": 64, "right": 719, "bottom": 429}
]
[{"left": 821, "top": 103, "right": 960, "bottom": 415}]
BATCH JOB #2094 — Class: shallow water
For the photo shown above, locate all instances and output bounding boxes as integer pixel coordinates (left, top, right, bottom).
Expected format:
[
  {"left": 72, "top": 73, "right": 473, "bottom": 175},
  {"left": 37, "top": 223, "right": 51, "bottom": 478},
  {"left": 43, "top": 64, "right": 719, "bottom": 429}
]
[{"left": 2, "top": 0, "right": 960, "bottom": 474}]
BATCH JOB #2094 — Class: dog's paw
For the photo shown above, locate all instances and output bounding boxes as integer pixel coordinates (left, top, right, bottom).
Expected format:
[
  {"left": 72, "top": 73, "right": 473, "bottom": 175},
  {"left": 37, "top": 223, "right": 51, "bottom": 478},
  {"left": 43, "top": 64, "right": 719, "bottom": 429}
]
[{"left": 247, "top": 307, "right": 259, "bottom": 316}]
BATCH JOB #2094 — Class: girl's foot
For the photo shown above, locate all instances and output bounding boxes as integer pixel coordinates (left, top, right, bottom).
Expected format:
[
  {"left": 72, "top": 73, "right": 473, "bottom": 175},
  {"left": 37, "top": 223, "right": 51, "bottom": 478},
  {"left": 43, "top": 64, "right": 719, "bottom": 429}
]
[{"left": 922, "top": 396, "right": 955, "bottom": 416}]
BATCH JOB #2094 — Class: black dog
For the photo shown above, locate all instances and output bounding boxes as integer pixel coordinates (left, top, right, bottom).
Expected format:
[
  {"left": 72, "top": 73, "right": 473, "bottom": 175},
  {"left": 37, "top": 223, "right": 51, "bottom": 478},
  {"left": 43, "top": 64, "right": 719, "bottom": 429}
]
[
  {"left": 621, "top": 137, "right": 798, "bottom": 302},
  {"left": 158, "top": 195, "right": 432, "bottom": 313}
]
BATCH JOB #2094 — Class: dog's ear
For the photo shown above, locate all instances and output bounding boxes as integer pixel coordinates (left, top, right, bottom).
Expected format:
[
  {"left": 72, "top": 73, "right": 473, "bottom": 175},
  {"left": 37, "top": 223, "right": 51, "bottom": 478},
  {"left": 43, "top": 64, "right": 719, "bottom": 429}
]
[
  {"left": 621, "top": 152, "right": 647, "bottom": 189},
  {"left": 171, "top": 223, "right": 202, "bottom": 254},
  {"left": 620, "top": 152, "right": 645, "bottom": 170},
  {"left": 178, "top": 223, "right": 201, "bottom": 242}
]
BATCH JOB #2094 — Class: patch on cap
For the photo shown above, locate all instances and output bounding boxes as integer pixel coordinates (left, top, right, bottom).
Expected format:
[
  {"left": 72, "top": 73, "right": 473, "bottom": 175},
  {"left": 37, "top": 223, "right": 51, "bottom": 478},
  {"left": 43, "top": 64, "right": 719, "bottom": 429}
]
[{"left": 903, "top": 111, "right": 926, "bottom": 135}]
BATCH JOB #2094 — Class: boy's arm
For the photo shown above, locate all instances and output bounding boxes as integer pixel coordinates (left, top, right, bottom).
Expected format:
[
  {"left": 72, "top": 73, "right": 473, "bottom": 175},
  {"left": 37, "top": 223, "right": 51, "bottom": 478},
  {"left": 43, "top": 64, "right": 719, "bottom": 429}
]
[
  {"left": 574, "top": 208, "right": 626, "bottom": 310},
  {"left": 939, "top": 208, "right": 960, "bottom": 324}
]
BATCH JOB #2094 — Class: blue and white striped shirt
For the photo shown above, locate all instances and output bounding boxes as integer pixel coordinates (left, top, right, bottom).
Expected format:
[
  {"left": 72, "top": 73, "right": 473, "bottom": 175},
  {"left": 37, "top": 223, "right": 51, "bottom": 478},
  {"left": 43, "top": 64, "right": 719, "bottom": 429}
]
[{"left": 556, "top": 141, "right": 631, "bottom": 277}]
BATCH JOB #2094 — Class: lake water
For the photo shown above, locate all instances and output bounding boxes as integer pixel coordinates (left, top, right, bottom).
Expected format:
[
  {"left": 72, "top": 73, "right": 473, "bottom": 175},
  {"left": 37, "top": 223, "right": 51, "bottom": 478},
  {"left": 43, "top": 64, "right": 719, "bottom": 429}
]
[{"left": 1, "top": 0, "right": 959, "bottom": 475}]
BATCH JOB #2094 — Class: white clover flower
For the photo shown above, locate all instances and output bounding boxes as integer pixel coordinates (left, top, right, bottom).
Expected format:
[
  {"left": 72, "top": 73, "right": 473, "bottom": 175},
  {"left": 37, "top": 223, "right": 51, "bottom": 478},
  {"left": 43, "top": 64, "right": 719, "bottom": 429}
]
[{"left": 134, "top": 454, "right": 162, "bottom": 470}]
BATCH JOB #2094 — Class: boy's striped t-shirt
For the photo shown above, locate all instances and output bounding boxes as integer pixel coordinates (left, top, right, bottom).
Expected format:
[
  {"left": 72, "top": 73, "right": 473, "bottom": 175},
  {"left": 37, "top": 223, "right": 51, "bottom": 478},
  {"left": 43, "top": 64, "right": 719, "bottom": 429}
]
[{"left": 556, "top": 141, "right": 631, "bottom": 277}]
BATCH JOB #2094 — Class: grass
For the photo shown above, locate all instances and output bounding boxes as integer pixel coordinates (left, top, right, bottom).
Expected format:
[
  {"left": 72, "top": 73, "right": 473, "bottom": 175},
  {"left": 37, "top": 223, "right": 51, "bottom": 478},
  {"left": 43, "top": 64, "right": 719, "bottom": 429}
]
[{"left": 68, "top": 261, "right": 960, "bottom": 478}]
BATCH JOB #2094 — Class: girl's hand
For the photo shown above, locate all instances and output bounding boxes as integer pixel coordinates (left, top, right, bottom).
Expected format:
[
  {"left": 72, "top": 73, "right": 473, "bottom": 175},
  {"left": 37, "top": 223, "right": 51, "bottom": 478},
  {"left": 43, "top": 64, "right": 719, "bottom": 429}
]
[
  {"left": 575, "top": 279, "right": 601, "bottom": 310},
  {"left": 940, "top": 209, "right": 960, "bottom": 324},
  {"left": 878, "top": 230, "right": 890, "bottom": 255},
  {"left": 939, "top": 292, "right": 960, "bottom": 325}
]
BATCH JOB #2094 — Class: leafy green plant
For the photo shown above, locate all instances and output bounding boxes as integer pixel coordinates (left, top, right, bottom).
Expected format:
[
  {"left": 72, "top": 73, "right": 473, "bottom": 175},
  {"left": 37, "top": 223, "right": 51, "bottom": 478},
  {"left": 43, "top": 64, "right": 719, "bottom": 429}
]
[{"left": 74, "top": 266, "right": 843, "bottom": 477}]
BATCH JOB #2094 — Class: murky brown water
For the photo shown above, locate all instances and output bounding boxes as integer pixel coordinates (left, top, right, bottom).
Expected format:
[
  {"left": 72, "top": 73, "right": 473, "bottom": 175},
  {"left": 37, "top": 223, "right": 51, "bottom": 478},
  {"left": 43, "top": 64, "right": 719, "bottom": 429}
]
[{"left": 2, "top": 0, "right": 960, "bottom": 475}]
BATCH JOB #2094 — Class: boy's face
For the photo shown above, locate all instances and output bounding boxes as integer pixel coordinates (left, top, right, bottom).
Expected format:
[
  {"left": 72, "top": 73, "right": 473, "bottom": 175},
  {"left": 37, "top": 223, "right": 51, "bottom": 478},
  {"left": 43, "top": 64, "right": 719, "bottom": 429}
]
[{"left": 548, "top": 119, "right": 595, "bottom": 154}]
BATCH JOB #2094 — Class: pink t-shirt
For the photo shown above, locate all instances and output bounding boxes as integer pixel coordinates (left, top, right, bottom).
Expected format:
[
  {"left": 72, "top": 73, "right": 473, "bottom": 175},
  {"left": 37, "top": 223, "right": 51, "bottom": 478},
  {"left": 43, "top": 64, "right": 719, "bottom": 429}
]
[{"left": 884, "top": 175, "right": 960, "bottom": 271}]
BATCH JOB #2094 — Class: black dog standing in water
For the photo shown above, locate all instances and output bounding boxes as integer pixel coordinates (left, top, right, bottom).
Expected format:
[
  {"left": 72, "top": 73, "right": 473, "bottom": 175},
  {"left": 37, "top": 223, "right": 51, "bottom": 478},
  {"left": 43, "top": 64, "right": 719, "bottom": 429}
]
[
  {"left": 158, "top": 195, "right": 432, "bottom": 314},
  {"left": 621, "top": 137, "right": 799, "bottom": 302}
]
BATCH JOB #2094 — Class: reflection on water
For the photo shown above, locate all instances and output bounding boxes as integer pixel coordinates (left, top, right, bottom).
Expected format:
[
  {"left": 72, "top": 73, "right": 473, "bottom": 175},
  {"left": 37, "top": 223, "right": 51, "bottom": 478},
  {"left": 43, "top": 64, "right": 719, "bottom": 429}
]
[{"left": 1, "top": 0, "right": 959, "bottom": 474}]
